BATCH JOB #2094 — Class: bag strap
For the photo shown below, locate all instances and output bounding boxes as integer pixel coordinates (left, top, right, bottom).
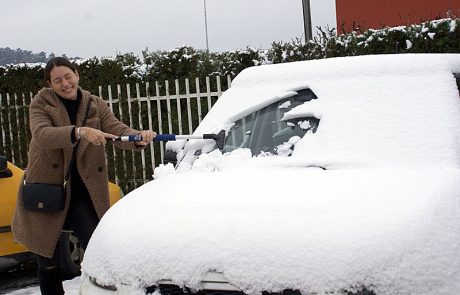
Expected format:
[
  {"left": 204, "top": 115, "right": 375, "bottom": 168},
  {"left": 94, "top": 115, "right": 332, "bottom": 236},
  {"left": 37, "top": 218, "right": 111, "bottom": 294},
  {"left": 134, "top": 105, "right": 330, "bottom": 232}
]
[{"left": 64, "top": 99, "right": 92, "bottom": 184}]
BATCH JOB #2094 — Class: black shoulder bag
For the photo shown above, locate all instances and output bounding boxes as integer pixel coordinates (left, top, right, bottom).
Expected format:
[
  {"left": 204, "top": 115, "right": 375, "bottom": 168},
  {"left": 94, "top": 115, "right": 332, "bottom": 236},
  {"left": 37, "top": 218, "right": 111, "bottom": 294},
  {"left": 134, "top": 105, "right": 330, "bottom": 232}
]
[{"left": 22, "top": 100, "right": 91, "bottom": 212}]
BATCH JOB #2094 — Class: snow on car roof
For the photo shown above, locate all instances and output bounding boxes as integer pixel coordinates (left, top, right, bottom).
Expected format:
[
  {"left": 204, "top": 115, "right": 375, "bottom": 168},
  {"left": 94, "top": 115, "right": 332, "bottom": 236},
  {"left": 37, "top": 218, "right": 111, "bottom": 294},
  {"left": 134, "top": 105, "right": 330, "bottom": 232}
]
[
  {"left": 172, "top": 53, "right": 460, "bottom": 170},
  {"left": 82, "top": 54, "right": 460, "bottom": 295}
]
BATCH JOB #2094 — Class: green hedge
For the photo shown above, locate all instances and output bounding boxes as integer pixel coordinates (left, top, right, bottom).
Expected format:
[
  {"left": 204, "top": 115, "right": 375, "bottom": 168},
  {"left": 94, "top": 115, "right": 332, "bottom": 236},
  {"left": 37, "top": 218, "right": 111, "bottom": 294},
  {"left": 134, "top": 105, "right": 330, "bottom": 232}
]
[
  {"left": 269, "top": 18, "right": 460, "bottom": 63},
  {"left": 1, "top": 17, "right": 459, "bottom": 95}
]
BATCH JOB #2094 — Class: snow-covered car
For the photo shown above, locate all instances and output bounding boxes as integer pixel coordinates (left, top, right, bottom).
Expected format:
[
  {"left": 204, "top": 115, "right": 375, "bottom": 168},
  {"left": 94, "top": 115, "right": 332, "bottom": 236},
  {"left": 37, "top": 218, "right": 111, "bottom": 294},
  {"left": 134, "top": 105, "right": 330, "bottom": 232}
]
[{"left": 80, "top": 54, "right": 460, "bottom": 295}]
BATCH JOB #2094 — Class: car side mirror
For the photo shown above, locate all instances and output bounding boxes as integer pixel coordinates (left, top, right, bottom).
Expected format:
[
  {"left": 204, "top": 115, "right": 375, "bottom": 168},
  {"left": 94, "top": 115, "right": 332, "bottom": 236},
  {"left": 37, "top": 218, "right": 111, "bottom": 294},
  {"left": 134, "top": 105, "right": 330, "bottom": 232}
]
[
  {"left": 163, "top": 149, "right": 178, "bottom": 166},
  {"left": 0, "top": 156, "right": 13, "bottom": 178}
]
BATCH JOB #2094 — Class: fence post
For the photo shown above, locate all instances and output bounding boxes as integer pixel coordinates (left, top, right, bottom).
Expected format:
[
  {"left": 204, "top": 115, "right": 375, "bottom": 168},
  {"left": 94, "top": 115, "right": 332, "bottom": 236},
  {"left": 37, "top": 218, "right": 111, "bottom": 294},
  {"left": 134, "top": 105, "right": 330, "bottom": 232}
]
[
  {"left": 6, "top": 94, "right": 15, "bottom": 164},
  {"left": 206, "top": 76, "right": 212, "bottom": 112},
  {"left": 107, "top": 85, "right": 119, "bottom": 185},
  {"left": 99, "top": 86, "right": 110, "bottom": 178},
  {"left": 195, "top": 78, "right": 202, "bottom": 123},
  {"left": 165, "top": 80, "right": 173, "bottom": 134},
  {"left": 117, "top": 84, "right": 128, "bottom": 192},
  {"left": 0, "top": 94, "right": 4, "bottom": 156},
  {"left": 185, "top": 78, "right": 193, "bottom": 134},
  {"left": 126, "top": 84, "right": 138, "bottom": 188},
  {"left": 136, "top": 83, "right": 147, "bottom": 183},
  {"left": 175, "top": 79, "right": 183, "bottom": 135},
  {"left": 145, "top": 82, "right": 156, "bottom": 169},
  {"left": 22, "top": 92, "right": 30, "bottom": 152},
  {"left": 13, "top": 93, "right": 23, "bottom": 166},
  {"left": 227, "top": 75, "right": 232, "bottom": 88},
  {"left": 155, "top": 81, "right": 164, "bottom": 163}
]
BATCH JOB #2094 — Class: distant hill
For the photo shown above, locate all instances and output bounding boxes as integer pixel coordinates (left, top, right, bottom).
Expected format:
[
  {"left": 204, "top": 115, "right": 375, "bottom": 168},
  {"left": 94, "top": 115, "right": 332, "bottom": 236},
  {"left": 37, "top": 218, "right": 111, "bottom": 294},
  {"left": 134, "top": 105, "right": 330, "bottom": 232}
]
[{"left": 0, "top": 47, "right": 81, "bottom": 66}]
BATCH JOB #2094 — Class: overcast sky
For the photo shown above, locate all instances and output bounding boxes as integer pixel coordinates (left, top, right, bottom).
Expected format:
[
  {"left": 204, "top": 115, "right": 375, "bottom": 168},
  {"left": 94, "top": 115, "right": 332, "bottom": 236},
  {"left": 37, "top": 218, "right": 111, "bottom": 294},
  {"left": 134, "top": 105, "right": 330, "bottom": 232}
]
[{"left": 0, "top": 0, "right": 336, "bottom": 58}]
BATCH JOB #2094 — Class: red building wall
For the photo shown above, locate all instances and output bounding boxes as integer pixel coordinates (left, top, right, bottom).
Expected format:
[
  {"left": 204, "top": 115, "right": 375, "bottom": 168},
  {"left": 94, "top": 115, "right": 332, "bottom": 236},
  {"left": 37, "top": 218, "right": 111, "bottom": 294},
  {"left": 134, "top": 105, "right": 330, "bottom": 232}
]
[{"left": 336, "top": 0, "right": 460, "bottom": 33}]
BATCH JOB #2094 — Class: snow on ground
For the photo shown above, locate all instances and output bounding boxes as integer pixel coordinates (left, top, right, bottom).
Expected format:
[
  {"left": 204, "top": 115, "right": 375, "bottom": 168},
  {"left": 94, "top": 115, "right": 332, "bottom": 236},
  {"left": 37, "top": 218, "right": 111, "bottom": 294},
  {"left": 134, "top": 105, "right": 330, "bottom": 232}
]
[{"left": 4, "top": 277, "right": 80, "bottom": 295}]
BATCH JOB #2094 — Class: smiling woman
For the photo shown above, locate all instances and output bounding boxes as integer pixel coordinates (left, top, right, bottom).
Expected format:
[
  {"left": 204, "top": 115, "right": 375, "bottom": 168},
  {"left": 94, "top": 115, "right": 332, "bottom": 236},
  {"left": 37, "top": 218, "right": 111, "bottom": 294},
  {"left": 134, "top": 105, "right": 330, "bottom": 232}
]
[
  {"left": 47, "top": 65, "right": 80, "bottom": 100},
  {"left": 11, "top": 56, "right": 156, "bottom": 295}
]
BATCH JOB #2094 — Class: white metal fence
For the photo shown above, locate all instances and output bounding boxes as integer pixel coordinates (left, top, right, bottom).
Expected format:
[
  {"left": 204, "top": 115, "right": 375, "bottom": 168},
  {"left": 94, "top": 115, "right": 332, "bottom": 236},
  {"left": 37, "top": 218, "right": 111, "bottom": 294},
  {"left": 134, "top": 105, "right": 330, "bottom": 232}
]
[{"left": 0, "top": 75, "right": 231, "bottom": 192}]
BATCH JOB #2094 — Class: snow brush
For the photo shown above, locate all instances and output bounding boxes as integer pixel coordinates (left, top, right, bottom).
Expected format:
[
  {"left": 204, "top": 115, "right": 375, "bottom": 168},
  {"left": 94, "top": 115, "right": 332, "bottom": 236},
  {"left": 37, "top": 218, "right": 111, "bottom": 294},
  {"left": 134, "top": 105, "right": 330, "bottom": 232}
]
[{"left": 112, "top": 130, "right": 226, "bottom": 150}]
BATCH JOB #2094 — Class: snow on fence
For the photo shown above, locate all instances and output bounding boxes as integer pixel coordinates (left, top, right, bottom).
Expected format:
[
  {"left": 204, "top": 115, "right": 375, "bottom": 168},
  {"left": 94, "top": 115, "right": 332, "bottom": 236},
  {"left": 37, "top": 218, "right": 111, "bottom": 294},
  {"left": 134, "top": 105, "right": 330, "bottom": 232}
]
[{"left": 0, "top": 75, "right": 232, "bottom": 192}]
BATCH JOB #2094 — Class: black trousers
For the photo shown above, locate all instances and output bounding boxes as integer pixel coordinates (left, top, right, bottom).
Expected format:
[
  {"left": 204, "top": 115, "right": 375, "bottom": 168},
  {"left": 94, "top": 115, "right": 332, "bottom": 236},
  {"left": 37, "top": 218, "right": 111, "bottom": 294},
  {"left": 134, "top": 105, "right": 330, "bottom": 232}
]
[{"left": 35, "top": 172, "right": 99, "bottom": 294}]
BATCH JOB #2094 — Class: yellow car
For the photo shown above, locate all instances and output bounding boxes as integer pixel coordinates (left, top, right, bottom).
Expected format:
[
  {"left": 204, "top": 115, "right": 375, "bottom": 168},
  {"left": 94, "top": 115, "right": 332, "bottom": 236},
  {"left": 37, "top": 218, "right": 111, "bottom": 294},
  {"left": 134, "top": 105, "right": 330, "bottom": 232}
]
[{"left": 0, "top": 155, "right": 123, "bottom": 279}]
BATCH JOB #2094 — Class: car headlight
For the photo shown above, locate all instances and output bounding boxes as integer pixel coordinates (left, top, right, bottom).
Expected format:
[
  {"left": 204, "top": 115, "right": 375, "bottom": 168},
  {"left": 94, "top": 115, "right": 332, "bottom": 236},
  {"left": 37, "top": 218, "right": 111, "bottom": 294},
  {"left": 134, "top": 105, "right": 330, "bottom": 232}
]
[{"left": 90, "top": 276, "right": 117, "bottom": 291}]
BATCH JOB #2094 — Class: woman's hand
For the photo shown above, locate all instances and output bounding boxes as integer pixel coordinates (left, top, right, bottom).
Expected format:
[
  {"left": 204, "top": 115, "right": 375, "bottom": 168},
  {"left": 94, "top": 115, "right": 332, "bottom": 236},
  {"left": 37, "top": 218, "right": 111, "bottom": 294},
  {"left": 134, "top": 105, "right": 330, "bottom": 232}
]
[
  {"left": 135, "top": 130, "right": 157, "bottom": 146},
  {"left": 78, "top": 127, "right": 118, "bottom": 146}
]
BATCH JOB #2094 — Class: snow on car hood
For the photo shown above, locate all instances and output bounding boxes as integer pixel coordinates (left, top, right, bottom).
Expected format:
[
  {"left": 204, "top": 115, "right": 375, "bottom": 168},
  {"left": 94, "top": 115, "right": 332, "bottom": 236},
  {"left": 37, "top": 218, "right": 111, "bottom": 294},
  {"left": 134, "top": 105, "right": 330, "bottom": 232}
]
[{"left": 82, "top": 166, "right": 460, "bottom": 295}]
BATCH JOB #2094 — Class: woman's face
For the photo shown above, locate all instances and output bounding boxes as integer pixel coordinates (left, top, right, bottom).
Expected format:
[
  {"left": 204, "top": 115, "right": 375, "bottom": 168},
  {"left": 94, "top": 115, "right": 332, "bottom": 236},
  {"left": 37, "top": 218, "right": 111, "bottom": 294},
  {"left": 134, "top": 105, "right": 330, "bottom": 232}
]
[{"left": 49, "top": 65, "right": 80, "bottom": 100}]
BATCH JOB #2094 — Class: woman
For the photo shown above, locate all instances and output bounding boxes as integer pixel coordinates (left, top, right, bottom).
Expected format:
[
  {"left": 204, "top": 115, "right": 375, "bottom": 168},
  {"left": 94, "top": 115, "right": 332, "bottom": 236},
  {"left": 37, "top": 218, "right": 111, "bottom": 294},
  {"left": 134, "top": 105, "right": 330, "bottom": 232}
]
[{"left": 12, "top": 57, "right": 156, "bottom": 294}]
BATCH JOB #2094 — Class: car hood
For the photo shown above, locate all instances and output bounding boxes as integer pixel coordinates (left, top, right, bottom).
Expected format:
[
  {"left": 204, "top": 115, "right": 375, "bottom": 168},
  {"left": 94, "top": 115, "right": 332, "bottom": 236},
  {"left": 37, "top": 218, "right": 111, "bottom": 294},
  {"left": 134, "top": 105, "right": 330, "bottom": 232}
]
[{"left": 82, "top": 167, "right": 460, "bottom": 295}]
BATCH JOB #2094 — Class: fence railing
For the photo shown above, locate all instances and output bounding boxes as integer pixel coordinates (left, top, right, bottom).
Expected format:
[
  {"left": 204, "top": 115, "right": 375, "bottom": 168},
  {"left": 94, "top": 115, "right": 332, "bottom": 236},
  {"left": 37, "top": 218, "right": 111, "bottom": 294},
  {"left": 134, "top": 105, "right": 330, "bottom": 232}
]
[{"left": 0, "top": 75, "right": 232, "bottom": 193}]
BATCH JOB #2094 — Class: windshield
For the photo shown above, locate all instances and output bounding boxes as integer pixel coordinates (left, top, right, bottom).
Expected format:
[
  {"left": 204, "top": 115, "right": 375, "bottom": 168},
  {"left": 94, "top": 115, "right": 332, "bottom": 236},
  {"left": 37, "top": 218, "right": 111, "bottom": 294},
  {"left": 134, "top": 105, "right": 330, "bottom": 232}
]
[{"left": 223, "top": 88, "right": 320, "bottom": 156}]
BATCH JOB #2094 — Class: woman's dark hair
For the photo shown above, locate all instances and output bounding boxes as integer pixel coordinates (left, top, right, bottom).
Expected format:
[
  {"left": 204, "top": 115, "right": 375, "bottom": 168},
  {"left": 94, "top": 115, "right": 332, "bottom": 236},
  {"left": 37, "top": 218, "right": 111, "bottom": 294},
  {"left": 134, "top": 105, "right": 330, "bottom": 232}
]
[{"left": 44, "top": 57, "right": 77, "bottom": 83}]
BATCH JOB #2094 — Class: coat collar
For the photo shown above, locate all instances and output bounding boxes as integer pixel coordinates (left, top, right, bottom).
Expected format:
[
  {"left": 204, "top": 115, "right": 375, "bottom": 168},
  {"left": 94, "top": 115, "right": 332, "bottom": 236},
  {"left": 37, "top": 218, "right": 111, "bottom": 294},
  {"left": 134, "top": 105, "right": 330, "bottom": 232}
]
[
  {"left": 37, "top": 87, "right": 95, "bottom": 159},
  {"left": 38, "top": 87, "right": 93, "bottom": 127}
]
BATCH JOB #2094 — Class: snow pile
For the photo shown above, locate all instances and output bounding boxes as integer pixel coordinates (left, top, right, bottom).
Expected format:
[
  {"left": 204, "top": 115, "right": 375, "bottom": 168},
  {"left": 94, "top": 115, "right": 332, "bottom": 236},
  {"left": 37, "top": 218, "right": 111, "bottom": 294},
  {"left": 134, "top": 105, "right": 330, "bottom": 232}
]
[
  {"left": 276, "top": 136, "right": 301, "bottom": 157},
  {"left": 152, "top": 163, "right": 175, "bottom": 179},
  {"left": 7, "top": 277, "right": 81, "bottom": 295}
]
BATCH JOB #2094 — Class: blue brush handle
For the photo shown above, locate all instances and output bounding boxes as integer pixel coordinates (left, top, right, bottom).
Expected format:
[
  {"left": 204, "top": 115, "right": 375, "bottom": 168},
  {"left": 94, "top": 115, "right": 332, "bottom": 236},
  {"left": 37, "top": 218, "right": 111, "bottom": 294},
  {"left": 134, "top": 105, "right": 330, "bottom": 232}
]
[
  {"left": 128, "top": 135, "right": 142, "bottom": 141},
  {"left": 154, "top": 134, "right": 177, "bottom": 141}
]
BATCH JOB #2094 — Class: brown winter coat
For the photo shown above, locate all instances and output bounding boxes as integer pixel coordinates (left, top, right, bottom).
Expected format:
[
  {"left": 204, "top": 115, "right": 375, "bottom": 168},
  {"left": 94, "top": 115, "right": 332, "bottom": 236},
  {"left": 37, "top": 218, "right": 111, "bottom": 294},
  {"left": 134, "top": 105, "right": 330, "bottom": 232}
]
[{"left": 12, "top": 87, "right": 144, "bottom": 258}]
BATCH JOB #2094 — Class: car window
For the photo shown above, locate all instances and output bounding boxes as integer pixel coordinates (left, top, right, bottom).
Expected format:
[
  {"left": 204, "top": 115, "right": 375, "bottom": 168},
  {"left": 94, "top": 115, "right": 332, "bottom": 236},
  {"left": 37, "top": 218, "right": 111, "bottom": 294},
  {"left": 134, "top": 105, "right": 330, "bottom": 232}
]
[{"left": 223, "top": 88, "right": 320, "bottom": 156}]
